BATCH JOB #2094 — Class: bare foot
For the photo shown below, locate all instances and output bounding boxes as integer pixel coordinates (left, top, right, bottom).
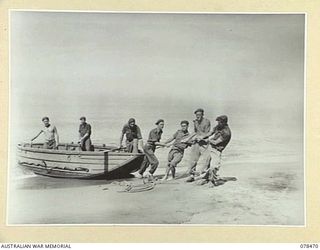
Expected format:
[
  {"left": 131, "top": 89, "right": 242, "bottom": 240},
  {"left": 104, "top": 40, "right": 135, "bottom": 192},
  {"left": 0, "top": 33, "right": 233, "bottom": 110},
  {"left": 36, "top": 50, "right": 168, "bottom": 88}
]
[{"left": 161, "top": 175, "right": 168, "bottom": 181}]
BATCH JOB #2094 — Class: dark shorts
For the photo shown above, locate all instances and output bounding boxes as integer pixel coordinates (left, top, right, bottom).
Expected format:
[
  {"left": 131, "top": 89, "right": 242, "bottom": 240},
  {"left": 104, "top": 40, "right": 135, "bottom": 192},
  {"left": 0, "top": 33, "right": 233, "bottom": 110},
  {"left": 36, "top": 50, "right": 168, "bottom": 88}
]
[
  {"left": 167, "top": 149, "right": 184, "bottom": 168},
  {"left": 126, "top": 139, "right": 138, "bottom": 153},
  {"left": 80, "top": 138, "right": 93, "bottom": 151},
  {"left": 43, "top": 140, "right": 56, "bottom": 149}
]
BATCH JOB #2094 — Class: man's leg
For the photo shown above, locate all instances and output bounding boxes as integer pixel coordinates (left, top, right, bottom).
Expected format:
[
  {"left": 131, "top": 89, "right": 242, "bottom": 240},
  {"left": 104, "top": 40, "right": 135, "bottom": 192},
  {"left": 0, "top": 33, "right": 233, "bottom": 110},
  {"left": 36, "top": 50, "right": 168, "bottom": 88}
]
[
  {"left": 132, "top": 139, "right": 139, "bottom": 153},
  {"left": 148, "top": 152, "right": 159, "bottom": 176},
  {"left": 138, "top": 145, "right": 153, "bottom": 175},
  {"left": 207, "top": 148, "right": 222, "bottom": 184},
  {"left": 84, "top": 138, "right": 92, "bottom": 151},
  {"left": 43, "top": 140, "right": 55, "bottom": 149},
  {"left": 138, "top": 156, "right": 149, "bottom": 176},
  {"left": 162, "top": 149, "right": 175, "bottom": 180},
  {"left": 169, "top": 151, "right": 183, "bottom": 179},
  {"left": 199, "top": 144, "right": 211, "bottom": 174},
  {"left": 186, "top": 144, "right": 201, "bottom": 182},
  {"left": 80, "top": 140, "right": 86, "bottom": 151},
  {"left": 126, "top": 141, "right": 133, "bottom": 153}
]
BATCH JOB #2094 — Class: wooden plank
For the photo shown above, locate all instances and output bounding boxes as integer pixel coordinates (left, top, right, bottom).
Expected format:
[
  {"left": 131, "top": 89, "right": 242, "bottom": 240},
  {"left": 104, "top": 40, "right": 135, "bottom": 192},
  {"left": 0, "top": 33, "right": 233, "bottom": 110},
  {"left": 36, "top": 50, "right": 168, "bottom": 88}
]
[
  {"left": 21, "top": 164, "right": 101, "bottom": 178},
  {"left": 108, "top": 156, "right": 133, "bottom": 161},
  {"left": 17, "top": 146, "right": 106, "bottom": 157},
  {"left": 18, "top": 158, "right": 104, "bottom": 171},
  {"left": 17, "top": 152, "right": 105, "bottom": 165},
  {"left": 108, "top": 152, "right": 142, "bottom": 157}
]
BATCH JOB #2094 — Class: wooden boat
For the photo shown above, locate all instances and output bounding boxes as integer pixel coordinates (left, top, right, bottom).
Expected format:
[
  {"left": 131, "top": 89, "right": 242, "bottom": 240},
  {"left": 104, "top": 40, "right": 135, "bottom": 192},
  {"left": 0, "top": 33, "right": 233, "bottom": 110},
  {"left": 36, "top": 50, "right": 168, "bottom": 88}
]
[{"left": 17, "top": 143, "right": 145, "bottom": 179}]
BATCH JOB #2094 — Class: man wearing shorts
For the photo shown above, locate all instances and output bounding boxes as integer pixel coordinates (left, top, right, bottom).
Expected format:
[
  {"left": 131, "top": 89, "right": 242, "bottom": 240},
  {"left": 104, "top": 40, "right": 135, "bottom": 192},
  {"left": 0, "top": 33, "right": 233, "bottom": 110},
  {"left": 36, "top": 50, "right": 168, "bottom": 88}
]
[
  {"left": 31, "top": 117, "right": 59, "bottom": 149},
  {"left": 162, "top": 120, "right": 192, "bottom": 180}
]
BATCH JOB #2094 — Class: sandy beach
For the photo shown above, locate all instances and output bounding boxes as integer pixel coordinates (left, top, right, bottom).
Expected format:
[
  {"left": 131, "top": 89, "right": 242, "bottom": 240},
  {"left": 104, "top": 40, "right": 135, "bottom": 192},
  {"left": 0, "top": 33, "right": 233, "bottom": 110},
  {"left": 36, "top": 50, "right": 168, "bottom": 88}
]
[
  {"left": 8, "top": 156, "right": 304, "bottom": 225},
  {"left": 8, "top": 12, "right": 305, "bottom": 226}
]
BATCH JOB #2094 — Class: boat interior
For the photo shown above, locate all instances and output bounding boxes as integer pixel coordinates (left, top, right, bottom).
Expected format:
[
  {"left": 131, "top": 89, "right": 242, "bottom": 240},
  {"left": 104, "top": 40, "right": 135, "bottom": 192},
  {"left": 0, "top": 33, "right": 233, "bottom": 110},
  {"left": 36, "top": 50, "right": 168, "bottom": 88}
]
[{"left": 19, "top": 142, "right": 121, "bottom": 152}]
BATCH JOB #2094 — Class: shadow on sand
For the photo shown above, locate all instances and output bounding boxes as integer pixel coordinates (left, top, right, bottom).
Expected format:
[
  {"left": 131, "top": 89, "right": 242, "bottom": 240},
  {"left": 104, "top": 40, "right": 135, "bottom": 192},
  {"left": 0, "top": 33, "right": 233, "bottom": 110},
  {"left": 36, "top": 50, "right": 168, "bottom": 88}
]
[{"left": 13, "top": 174, "right": 137, "bottom": 190}]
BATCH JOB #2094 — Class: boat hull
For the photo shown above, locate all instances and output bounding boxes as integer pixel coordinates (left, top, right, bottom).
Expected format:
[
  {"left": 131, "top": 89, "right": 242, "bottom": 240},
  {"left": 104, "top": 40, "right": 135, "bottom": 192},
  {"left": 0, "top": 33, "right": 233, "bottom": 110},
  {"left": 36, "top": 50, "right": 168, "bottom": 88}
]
[{"left": 17, "top": 143, "right": 145, "bottom": 179}]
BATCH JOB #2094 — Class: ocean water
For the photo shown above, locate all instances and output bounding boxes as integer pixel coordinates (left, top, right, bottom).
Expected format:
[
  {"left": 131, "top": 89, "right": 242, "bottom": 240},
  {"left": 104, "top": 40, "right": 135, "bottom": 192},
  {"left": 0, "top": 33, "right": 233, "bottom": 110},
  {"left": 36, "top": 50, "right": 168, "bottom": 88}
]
[{"left": 9, "top": 95, "right": 304, "bottom": 179}]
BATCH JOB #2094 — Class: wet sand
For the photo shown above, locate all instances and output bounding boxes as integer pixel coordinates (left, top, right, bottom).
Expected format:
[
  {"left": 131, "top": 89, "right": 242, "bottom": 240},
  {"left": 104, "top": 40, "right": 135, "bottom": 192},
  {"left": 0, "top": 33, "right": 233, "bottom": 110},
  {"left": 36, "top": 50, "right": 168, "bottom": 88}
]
[{"left": 8, "top": 158, "right": 304, "bottom": 225}]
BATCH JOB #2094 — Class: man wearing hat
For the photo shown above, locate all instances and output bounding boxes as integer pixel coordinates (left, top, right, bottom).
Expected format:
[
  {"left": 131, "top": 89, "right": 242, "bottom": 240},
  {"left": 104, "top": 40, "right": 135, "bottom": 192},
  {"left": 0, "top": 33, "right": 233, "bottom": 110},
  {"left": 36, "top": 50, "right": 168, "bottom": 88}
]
[
  {"left": 201, "top": 115, "right": 232, "bottom": 185},
  {"left": 162, "top": 120, "right": 193, "bottom": 181},
  {"left": 78, "top": 116, "right": 93, "bottom": 151},
  {"left": 186, "top": 108, "right": 211, "bottom": 182},
  {"left": 137, "top": 119, "right": 167, "bottom": 180},
  {"left": 119, "top": 118, "right": 143, "bottom": 153}
]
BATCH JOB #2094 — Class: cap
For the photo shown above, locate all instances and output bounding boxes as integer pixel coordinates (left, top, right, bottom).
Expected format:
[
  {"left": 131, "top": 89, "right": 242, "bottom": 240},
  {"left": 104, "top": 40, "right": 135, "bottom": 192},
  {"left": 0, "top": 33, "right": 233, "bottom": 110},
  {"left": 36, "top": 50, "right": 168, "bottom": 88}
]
[
  {"left": 128, "top": 118, "right": 135, "bottom": 124},
  {"left": 79, "top": 116, "right": 86, "bottom": 121},
  {"left": 155, "top": 119, "right": 164, "bottom": 125},
  {"left": 194, "top": 108, "right": 204, "bottom": 114},
  {"left": 180, "top": 120, "right": 189, "bottom": 126},
  {"left": 216, "top": 115, "right": 228, "bottom": 123}
]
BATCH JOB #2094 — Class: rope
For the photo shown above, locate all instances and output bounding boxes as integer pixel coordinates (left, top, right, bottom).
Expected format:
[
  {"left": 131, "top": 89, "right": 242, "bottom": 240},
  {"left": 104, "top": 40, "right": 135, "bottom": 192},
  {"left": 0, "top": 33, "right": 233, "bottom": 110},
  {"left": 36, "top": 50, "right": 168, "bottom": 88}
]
[{"left": 117, "top": 182, "right": 156, "bottom": 193}]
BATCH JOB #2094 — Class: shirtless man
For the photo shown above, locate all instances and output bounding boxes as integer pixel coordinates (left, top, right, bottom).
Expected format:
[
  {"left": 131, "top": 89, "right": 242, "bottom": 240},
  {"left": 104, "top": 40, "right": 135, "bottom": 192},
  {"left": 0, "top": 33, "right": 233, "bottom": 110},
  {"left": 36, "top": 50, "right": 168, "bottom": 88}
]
[{"left": 31, "top": 117, "right": 59, "bottom": 149}]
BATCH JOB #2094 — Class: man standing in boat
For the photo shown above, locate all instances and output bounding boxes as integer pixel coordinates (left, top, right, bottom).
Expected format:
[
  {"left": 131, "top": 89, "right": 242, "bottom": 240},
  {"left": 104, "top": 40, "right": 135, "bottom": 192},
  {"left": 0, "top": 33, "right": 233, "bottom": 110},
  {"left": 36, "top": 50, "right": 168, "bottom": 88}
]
[
  {"left": 31, "top": 117, "right": 59, "bottom": 149},
  {"left": 161, "top": 120, "right": 193, "bottom": 181},
  {"left": 136, "top": 119, "right": 167, "bottom": 180},
  {"left": 119, "top": 118, "right": 144, "bottom": 153},
  {"left": 78, "top": 116, "right": 93, "bottom": 151},
  {"left": 186, "top": 108, "right": 211, "bottom": 182}
]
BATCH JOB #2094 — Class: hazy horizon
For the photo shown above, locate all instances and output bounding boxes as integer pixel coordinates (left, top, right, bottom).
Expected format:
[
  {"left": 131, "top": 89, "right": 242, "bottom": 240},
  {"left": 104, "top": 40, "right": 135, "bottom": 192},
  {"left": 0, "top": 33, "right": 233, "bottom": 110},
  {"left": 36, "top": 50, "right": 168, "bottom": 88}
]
[{"left": 10, "top": 12, "right": 305, "bottom": 145}]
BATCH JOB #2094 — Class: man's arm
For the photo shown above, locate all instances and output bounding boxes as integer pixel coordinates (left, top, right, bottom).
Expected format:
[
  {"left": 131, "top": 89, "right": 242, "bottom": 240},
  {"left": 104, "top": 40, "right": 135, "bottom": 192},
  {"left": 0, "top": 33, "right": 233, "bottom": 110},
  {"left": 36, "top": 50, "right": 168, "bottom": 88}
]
[
  {"left": 204, "top": 119, "right": 211, "bottom": 133},
  {"left": 136, "top": 126, "right": 144, "bottom": 149},
  {"left": 138, "top": 139, "right": 144, "bottom": 150},
  {"left": 119, "top": 132, "right": 125, "bottom": 148},
  {"left": 201, "top": 126, "right": 217, "bottom": 140},
  {"left": 152, "top": 135, "right": 166, "bottom": 147},
  {"left": 201, "top": 131, "right": 214, "bottom": 140},
  {"left": 164, "top": 136, "right": 175, "bottom": 147},
  {"left": 209, "top": 137, "right": 224, "bottom": 145},
  {"left": 79, "top": 125, "right": 91, "bottom": 143},
  {"left": 193, "top": 121, "right": 197, "bottom": 133},
  {"left": 209, "top": 130, "right": 230, "bottom": 145},
  {"left": 31, "top": 130, "right": 43, "bottom": 142},
  {"left": 154, "top": 141, "right": 167, "bottom": 147},
  {"left": 164, "top": 136, "right": 175, "bottom": 144},
  {"left": 80, "top": 133, "right": 89, "bottom": 141},
  {"left": 54, "top": 126, "right": 59, "bottom": 147},
  {"left": 164, "top": 131, "right": 178, "bottom": 147}
]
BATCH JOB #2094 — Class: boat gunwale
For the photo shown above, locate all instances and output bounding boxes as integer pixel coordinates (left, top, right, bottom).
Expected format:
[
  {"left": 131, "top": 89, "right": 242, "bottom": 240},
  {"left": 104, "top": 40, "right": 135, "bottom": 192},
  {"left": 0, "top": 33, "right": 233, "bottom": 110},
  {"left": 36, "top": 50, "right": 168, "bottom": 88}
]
[{"left": 17, "top": 144, "right": 144, "bottom": 157}]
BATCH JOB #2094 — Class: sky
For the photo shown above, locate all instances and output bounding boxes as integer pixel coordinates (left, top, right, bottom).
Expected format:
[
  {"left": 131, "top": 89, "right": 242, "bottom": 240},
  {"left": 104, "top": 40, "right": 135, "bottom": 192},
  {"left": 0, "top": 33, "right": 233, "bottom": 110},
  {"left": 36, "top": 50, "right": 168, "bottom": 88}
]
[{"left": 10, "top": 12, "right": 305, "bottom": 141}]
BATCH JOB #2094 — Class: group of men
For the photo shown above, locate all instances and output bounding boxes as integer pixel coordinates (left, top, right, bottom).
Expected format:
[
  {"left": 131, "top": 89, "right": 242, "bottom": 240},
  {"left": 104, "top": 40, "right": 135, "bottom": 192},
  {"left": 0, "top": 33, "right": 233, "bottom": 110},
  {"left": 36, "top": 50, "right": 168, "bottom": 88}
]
[
  {"left": 31, "top": 108, "right": 231, "bottom": 185},
  {"left": 119, "top": 108, "right": 232, "bottom": 185},
  {"left": 31, "top": 116, "right": 93, "bottom": 151}
]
